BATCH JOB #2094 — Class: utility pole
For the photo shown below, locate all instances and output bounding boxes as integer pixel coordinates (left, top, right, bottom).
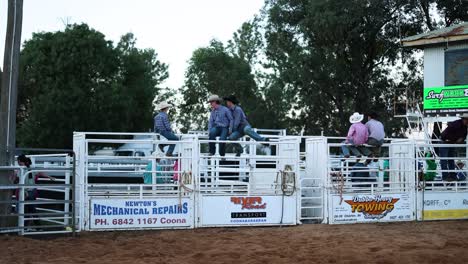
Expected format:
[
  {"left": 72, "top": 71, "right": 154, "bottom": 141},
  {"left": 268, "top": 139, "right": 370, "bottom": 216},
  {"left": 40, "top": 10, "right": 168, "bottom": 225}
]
[{"left": 0, "top": 0, "right": 23, "bottom": 228}]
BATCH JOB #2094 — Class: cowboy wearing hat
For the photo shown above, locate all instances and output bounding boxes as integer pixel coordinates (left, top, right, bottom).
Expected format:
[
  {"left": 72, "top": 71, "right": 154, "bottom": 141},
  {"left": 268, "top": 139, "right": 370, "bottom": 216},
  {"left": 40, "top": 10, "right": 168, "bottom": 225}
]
[
  {"left": 208, "top": 94, "right": 233, "bottom": 156},
  {"left": 341, "top": 112, "right": 370, "bottom": 158},
  {"left": 223, "top": 95, "right": 267, "bottom": 147},
  {"left": 154, "top": 102, "right": 178, "bottom": 156},
  {"left": 439, "top": 113, "right": 468, "bottom": 181},
  {"left": 365, "top": 111, "right": 385, "bottom": 158}
]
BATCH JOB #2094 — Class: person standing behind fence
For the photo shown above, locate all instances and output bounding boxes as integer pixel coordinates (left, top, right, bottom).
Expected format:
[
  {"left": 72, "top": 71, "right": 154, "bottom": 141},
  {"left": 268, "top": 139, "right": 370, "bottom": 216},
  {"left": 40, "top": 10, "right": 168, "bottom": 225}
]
[
  {"left": 440, "top": 114, "right": 468, "bottom": 181},
  {"left": 341, "top": 112, "right": 370, "bottom": 158},
  {"left": 365, "top": 112, "right": 385, "bottom": 158},
  {"left": 208, "top": 95, "right": 233, "bottom": 156},
  {"left": 16, "top": 155, "right": 55, "bottom": 229},
  {"left": 154, "top": 102, "right": 179, "bottom": 157}
]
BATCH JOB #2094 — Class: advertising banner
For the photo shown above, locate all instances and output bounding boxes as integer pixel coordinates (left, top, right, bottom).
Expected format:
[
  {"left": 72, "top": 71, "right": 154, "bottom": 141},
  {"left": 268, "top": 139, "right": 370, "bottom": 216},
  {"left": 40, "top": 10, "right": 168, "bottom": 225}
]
[
  {"left": 90, "top": 198, "right": 193, "bottom": 229},
  {"left": 200, "top": 196, "right": 297, "bottom": 226},
  {"left": 422, "top": 192, "right": 468, "bottom": 220},
  {"left": 423, "top": 85, "right": 468, "bottom": 115},
  {"left": 331, "top": 193, "right": 413, "bottom": 224}
]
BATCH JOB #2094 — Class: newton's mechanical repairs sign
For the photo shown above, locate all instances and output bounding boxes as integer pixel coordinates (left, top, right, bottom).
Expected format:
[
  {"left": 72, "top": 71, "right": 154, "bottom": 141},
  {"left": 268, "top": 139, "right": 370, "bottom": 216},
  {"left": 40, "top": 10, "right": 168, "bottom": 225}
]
[
  {"left": 200, "top": 196, "right": 297, "bottom": 226},
  {"left": 90, "top": 198, "right": 193, "bottom": 229},
  {"left": 424, "top": 85, "right": 468, "bottom": 115},
  {"left": 331, "top": 194, "right": 413, "bottom": 223}
]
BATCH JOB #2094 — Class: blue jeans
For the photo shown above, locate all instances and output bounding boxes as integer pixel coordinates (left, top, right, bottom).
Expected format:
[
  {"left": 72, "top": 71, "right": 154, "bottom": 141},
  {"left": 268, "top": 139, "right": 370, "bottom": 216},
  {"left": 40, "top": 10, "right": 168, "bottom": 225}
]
[
  {"left": 341, "top": 139, "right": 370, "bottom": 157},
  {"left": 228, "top": 125, "right": 265, "bottom": 141},
  {"left": 439, "top": 147, "right": 455, "bottom": 180},
  {"left": 244, "top": 125, "right": 266, "bottom": 141},
  {"left": 209, "top": 127, "right": 228, "bottom": 156},
  {"left": 160, "top": 131, "right": 179, "bottom": 155}
]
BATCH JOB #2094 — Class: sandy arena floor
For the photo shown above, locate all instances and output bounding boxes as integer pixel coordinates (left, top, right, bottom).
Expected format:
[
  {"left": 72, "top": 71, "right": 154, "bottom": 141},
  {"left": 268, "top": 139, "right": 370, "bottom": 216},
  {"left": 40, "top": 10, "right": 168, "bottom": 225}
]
[{"left": 1, "top": 221, "right": 468, "bottom": 264}]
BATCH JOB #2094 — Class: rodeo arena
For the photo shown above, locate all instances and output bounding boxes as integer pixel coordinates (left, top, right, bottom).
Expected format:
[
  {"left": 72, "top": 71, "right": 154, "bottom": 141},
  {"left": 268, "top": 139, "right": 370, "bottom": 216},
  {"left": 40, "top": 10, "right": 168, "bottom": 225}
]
[{"left": 1, "top": 14, "right": 468, "bottom": 264}]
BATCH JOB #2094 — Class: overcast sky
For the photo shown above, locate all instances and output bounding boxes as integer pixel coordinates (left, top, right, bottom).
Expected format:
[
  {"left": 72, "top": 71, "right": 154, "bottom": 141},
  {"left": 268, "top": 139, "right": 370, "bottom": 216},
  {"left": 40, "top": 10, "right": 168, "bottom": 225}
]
[{"left": 0, "top": 0, "right": 264, "bottom": 89}]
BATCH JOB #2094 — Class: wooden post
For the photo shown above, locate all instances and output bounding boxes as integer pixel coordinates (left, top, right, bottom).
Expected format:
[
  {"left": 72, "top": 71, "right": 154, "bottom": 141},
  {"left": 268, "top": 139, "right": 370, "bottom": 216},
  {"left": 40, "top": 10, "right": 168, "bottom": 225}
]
[{"left": 0, "top": 0, "right": 23, "bottom": 229}]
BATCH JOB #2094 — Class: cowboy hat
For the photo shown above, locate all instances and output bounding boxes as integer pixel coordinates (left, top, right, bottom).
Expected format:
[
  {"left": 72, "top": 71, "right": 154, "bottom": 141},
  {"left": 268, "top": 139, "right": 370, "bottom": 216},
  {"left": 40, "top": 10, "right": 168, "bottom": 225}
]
[
  {"left": 456, "top": 160, "right": 465, "bottom": 165},
  {"left": 223, "top": 95, "right": 239, "bottom": 105},
  {"left": 157, "top": 102, "right": 172, "bottom": 110},
  {"left": 349, "top": 112, "right": 364, "bottom": 124},
  {"left": 208, "top": 94, "right": 221, "bottom": 102},
  {"left": 460, "top": 113, "right": 468, "bottom": 119}
]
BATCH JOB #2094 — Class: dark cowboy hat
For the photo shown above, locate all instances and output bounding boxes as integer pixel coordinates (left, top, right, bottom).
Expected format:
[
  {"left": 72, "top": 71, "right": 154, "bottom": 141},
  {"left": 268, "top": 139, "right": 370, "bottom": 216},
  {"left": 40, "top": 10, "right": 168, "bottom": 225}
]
[{"left": 223, "top": 95, "right": 239, "bottom": 105}]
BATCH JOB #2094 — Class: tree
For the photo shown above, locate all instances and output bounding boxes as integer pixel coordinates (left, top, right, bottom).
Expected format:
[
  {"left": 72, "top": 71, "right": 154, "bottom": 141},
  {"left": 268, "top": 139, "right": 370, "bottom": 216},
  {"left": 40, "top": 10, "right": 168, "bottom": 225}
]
[
  {"left": 17, "top": 24, "right": 168, "bottom": 148},
  {"left": 179, "top": 40, "right": 266, "bottom": 132},
  {"left": 227, "top": 17, "right": 294, "bottom": 131},
  {"left": 261, "top": 0, "right": 443, "bottom": 136},
  {"left": 414, "top": 0, "right": 468, "bottom": 30},
  {"left": 115, "top": 33, "right": 169, "bottom": 132}
]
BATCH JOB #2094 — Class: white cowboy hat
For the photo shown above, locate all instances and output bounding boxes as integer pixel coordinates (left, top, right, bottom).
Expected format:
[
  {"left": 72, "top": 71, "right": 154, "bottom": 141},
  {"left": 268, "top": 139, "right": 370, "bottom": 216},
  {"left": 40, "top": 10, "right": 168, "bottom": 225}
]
[
  {"left": 349, "top": 112, "right": 364, "bottom": 124},
  {"left": 460, "top": 113, "right": 468, "bottom": 119},
  {"left": 157, "top": 102, "right": 172, "bottom": 110},
  {"left": 208, "top": 94, "right": 221, "bottom": 102}
]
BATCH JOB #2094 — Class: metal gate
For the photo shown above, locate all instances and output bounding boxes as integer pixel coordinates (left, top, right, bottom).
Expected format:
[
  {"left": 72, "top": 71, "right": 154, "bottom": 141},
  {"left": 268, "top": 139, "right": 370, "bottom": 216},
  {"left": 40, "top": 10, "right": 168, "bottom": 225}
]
[
  {"left": 415, "top": 141, "right": 468, "bottom": 221},
  {"left": 0, "top": 153, "right": 75, "bottom": 235},
  {"left": 301, "top": 137, "right": 327, "bottom": 223},
  {"left": 196, "top": 136, "right": 301, "bottom": 227},
  {"left": 73, "top": 132, "right": 197, "bottom": 231}
]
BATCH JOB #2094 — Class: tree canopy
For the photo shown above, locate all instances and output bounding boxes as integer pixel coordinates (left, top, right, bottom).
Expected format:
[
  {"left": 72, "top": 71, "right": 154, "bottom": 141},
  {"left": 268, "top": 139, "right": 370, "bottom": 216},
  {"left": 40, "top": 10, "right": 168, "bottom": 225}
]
[
  {"left": 179, "top": 40, "right": 267, "bottom": 132},
  {"left": 177, "top": 0, "right": 466, "bottom": 136},
  {"left": 17, "top": 24, "right": 168, "bottom": 148},
  {"left": 13, "top": 1, "right": 467, "bottom": 147}
]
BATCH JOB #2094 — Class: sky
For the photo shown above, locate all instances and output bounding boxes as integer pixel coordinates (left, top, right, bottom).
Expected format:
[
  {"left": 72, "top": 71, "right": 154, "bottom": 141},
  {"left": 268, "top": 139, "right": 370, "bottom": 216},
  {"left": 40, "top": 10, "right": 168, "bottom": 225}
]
[{"left": 0, "top": 0, "right": 264, "bottom": 89}]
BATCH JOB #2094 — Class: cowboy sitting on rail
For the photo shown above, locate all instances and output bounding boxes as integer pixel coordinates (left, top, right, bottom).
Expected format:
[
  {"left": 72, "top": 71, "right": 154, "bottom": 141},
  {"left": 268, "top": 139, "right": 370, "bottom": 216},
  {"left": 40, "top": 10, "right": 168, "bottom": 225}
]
[
  {"left": 224, "top": 95, "right": 268, "bottom": 156},
  {"left": 154, "top": 102, "right": 179, "bottom": 157},
  {"left": 365, "top": 112, "right": 385, "bottom": 158},
  {"left": 208, "top": 95, "right": 234, "bottom": 156},
  {"left": 341, "top": 112, "right": 371, "bottom": 159}
]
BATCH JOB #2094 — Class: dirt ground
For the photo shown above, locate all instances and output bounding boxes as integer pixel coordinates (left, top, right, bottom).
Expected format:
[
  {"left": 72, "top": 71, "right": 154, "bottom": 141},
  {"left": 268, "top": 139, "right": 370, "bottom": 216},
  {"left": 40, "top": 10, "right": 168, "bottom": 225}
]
[{"left": 1, "top": 221, "right": 468, "bottom": 264}]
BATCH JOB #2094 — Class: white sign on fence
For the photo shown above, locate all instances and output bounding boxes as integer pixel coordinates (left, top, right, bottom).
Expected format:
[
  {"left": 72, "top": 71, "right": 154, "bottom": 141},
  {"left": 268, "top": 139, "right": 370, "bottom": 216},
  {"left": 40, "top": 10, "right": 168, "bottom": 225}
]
[
  {"left": 200, "top": 196, "right": 297, "bottom": 226},
  {"left": 422, "top": 192, "right": 468, "bottom": 220},
  {"left": 331, "top": 193, "right": 413, "bottom": 224},
  {"left": 90, "top": 198, "right": 193, "bottom": 229}
]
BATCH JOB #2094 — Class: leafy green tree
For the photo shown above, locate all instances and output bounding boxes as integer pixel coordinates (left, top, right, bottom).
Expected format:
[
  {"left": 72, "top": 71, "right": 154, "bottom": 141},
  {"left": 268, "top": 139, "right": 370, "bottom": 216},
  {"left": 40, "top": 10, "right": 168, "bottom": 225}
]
[
  {"left": 179, "top": 40, "right": 266, "bottom": 132},
  {"left": 227, "top": 17, "right": 293, "bottom": 131},
  {"left": 115, "top": 33, "right": 169, "bottom": 132},
  {"left": 17, "top": 24, "right": 168, "bottom": 148},
  {"left": 262, "top": 0, "right": 431, "bottom": 136}
]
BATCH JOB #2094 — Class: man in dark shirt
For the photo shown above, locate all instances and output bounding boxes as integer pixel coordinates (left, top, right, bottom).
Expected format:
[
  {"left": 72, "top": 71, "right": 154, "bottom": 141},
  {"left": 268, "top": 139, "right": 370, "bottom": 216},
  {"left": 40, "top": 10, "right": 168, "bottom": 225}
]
[
  {"left": 154, "top": 102, "right": 179, "bottom": 156},
  {"left": 440, "top": 114, "right": 468, "bottom": 181},
  {"left": 223, "top": 95, "right": 267, "bottom": 155}
]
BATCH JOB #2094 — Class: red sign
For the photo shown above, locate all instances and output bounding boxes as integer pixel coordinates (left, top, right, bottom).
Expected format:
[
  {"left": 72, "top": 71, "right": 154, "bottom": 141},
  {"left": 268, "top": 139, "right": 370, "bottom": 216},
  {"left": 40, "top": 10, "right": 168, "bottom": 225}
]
[{"left": 230, "top": 197, "right": 267, "bottom": 210}]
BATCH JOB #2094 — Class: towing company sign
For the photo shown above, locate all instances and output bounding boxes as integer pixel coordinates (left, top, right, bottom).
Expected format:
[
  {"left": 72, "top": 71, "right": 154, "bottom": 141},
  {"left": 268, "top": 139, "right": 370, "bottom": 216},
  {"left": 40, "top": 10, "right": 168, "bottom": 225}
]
[{"left": 331, "top": 194, "right": 413, "bottom": 224}]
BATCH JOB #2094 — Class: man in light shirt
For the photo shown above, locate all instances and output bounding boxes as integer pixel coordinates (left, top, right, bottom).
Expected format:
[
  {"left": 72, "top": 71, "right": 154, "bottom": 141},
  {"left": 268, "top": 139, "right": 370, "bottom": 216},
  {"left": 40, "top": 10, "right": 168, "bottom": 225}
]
[
  {"left": 365, "top": 112, "right": 385, "bottom": 158},
  {"left": 341, "top": 112, "right": 370, "bottom": 158},
  {"left": 207, "top": 95, "right": 234, "bottom": 156}
]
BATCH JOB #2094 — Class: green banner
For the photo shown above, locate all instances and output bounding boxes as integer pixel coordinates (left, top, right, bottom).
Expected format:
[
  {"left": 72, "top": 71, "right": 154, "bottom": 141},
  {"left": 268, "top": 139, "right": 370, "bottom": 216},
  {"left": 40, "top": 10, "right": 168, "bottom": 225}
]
[{"left": 423, "top": 85, "right": 468, "bottom": 115}]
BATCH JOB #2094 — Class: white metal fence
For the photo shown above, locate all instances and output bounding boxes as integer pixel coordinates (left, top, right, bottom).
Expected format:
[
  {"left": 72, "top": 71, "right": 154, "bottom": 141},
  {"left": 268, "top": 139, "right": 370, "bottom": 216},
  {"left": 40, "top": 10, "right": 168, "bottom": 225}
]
[
  {"left": 4, "top": 132, "right": 467, "bottom": 236},
  {"left": 0, "top": 153, "right": 75, "bottom": 235}
]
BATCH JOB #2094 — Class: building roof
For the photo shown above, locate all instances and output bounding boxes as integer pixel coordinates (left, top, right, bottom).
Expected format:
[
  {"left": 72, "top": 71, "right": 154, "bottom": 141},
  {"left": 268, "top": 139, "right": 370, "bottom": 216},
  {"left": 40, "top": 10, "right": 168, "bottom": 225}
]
[{"left": 402, "top": 22, "right": 468, "bottom": 48}]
